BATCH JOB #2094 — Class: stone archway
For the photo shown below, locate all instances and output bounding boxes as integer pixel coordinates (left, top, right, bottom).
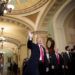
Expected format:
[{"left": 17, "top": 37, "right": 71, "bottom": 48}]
[
  {"left": 64, "top": 9, "right": 75, "bottom": 45},
  {"left": 53, "top": 0, "right": 75, "bottom": 52}
]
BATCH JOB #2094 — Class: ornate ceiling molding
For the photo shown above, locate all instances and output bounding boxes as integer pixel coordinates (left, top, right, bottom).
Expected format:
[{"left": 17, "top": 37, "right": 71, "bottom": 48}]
[
  {"left": 37, "top": 0, "right": 67, "bottom": 31},
  {"left": 7, "top": 0, "right": 49, "bottom": 15},
  {"left": 0, "top": 16, "right": 33, "bottom": 31},
  {"left": 35, "top": 0, "right": 53, "bottom": 30},
  {"left": 25, "top": 12, "right": 39, "bottom": 23},
  {"left": 4, "top": 36, "right": 21, "bottom": 47},
  {"left": 0, "top": 16, "right": 34, "bottom": 45},
  {"left": 32, "top": 30, "right": 48, "bottom": 35}
]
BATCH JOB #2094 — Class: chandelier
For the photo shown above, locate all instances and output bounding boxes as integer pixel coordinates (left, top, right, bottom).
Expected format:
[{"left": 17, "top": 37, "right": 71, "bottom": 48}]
[{"left": 0, "top": 0, "right": 14, "bottom": 16}]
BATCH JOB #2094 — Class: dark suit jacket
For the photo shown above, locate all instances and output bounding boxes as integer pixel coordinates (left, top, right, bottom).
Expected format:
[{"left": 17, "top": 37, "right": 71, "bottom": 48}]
[
  {"left": 27, "top": 40, "right": 48, "bottom": 65},
  {"left": 27, "top": 40, "right": 40, "bottom": 62},
  {"left": 62, "top": 52, "right": 71, "bottom": 67},
  {"left": 24, "top": 40, "right": 48, "bottom": 75},
  {"left": 50, "top": 53, "right": 64, "bottom": 69},
  {"left": 70, "top": 52, "right": 75, "bottom": 75},
  {"left": 50, "top": 53, "right": 64, "bottom": 75}
]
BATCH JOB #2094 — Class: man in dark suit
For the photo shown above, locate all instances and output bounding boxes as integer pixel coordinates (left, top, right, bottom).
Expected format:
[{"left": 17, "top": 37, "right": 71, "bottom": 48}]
[
  {"left": 70, "top": 51, "right": 75, "bottom": 75},
  {"left": 24, "top": 32, "right": 48, "bottom": 75},
  {"left": 50, "top": 48, "right": 64, "bottom": 75},
  {"left": 62, "top": 46, "right": 71, "bottom": 75}
]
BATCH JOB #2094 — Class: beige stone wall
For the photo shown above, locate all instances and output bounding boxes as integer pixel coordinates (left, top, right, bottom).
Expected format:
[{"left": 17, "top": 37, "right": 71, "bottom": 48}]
[
  {"left": 64, "top": 26, "right": 75, "bottom": 45},
  {"left": 18, "top": 45, "right": 27, "bottom": 75}
]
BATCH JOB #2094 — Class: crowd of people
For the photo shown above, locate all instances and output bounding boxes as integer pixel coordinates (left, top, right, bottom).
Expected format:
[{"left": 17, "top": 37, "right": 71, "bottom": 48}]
[{"left": 22, "top": 32, "right": 75, "bottom": 75}]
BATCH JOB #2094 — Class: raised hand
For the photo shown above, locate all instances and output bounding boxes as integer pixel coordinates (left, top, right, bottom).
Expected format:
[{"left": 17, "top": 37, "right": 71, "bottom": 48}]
[{"left": 28, "top": 32, "right": 33, "bottom": 40}]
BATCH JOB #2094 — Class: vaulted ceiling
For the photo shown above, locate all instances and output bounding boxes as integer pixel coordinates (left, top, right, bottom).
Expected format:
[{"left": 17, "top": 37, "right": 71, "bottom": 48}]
[{"left": 0, "top": 0, "right": 75, "bottom": 52}]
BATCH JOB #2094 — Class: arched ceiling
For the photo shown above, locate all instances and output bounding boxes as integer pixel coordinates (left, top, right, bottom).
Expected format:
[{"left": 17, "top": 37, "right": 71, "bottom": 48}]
[
  {"left": 38, "top": 0, "right": 67, "bottom": 31},
  {"left": 0, "top": 16, "right": 32, "bottom": 48},
  {"left": 8, "top": 0, "right": 49, "bottom": 15},
  {"left": 0, "top": 0, "right": 51, "bottom": 51},
  {"left": 0, "top": 0, "right": 75, "bottom": 51}
]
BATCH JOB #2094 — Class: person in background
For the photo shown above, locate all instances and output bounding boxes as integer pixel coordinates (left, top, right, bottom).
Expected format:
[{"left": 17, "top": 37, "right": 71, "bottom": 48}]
[
  {"left": 46, "top": 38, "right": 55, "bottom": 55},
  {"left": 54, "top": 48, "right": 64, "bottom": 75},
  {"left": 45, "top": 49, "right": 50, "bottom": 75},
  {"left": 46, "top": 37, "right": 55, "bottom": 75},
  {"left": 70, "top": 45, "right": 75, "bottom": 75},
  {"left": 22, "top": 58, "right": 29, "bottom": 75},
  {"left": 7, "top": 59, "right": 12, "bottom": 75},
  {"left": 71, "top": 45, "right": 75, "bottom": 52},
  {"left": 12, "top": 61, "right": 18, "bottom": 75},
  {"left": 0, "top": 53, "right": 4, "bottom": 75},
  {"left": 61, "top": 46, "right": 71, "bottom": 75},
  {"left": 46, "top": 38, "right": 64, "bottom": 75}
]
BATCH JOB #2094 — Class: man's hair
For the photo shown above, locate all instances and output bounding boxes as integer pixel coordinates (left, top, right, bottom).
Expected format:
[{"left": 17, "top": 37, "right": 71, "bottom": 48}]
[{"left": 65, "top": 46, "right": 69, "bottom": 50}]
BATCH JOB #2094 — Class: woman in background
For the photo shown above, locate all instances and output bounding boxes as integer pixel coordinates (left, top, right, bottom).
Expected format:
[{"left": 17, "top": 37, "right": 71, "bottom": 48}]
[{"left": 46, "top": 37, "right": 55, "bottom": 75}]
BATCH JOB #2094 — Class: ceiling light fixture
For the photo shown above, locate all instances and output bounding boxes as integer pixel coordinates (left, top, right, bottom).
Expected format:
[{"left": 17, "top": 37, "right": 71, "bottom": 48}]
[{"left": 0, "top": 0, "right": 14, "bottom": 16}]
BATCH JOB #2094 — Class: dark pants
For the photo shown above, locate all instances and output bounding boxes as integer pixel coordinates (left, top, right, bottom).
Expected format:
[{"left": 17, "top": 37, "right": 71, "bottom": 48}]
[
  {"left": 39, "top": 61, "right": 45, "bottom": 75},
  {"left": 24, "top": 60, "right": 40, "bottom": 75}
]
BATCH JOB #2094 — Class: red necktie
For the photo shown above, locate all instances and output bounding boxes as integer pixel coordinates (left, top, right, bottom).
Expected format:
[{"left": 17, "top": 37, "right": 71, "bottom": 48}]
[
  {"left": 40, "top": 46, "right": 44, "bottom": 63},
  {"left": 56, "top": 54, "right": 60, "bottom": 64}
]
